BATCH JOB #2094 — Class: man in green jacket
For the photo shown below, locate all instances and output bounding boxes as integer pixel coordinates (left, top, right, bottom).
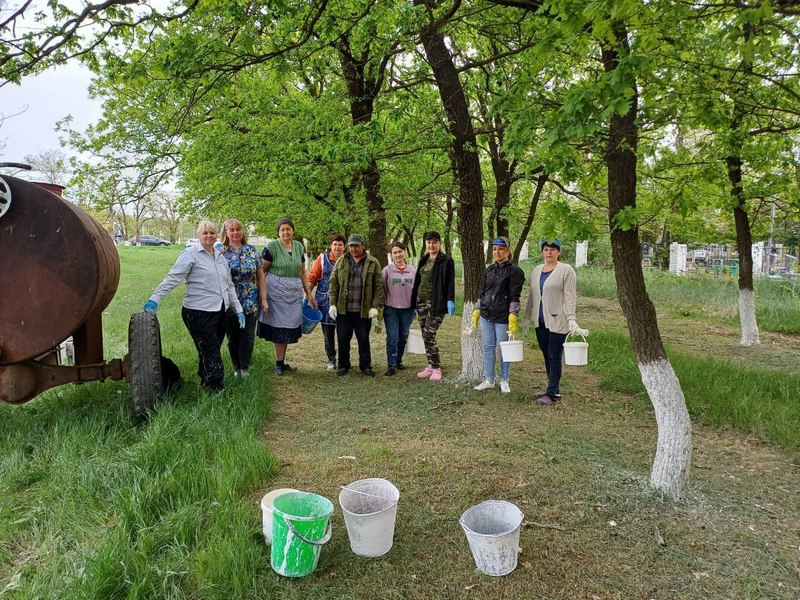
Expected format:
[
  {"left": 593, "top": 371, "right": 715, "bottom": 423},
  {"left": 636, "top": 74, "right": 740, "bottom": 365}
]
[{"left": 328, "top": 234, "right": 384, "bottom": 376}]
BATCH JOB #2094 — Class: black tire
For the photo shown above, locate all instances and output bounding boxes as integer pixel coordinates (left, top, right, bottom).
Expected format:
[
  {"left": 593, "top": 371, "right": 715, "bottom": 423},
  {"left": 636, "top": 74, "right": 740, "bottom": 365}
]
[{"left": 128, "top": 312, "right": 164, "bottom": 419}]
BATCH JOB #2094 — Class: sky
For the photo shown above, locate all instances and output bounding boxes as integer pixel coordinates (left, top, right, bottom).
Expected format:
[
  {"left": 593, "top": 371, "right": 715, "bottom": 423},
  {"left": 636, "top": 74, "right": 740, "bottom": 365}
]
[{"left": 0, "top": 63, "right": 102, "bottom": 170}]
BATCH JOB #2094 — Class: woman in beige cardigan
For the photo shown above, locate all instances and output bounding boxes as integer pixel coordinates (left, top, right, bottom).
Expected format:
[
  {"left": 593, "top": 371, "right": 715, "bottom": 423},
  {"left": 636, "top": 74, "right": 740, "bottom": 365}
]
[{"left": 523, "top": 239, "right": 588, "bottom": 405}]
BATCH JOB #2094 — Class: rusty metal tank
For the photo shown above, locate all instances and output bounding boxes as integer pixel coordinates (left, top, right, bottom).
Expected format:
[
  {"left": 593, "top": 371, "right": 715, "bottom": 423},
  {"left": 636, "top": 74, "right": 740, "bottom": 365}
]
[
  {"left": 0, "top": 176, "right": 120, "bottom": 366},
  {"left": 1, "top": 172, "right": 174, "bottom": 417}
]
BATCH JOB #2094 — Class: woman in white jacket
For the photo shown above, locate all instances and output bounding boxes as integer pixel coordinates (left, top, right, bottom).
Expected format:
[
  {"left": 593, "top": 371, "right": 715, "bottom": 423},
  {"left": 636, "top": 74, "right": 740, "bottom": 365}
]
[{"left": 523, "top": 239, "right": 588, "bottom": 405}]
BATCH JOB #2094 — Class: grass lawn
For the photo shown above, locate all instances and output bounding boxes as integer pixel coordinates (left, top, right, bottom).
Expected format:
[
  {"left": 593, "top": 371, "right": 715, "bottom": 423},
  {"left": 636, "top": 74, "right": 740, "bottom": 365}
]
[{"left": 1, "top": 247, "right": 799, "bottom": 598}]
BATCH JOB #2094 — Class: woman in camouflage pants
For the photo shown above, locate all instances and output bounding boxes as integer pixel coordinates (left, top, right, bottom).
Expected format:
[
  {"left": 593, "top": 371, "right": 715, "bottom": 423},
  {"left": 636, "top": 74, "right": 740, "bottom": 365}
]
[{"left": 410, "top": 231, "right": 456, "bottom": 381}]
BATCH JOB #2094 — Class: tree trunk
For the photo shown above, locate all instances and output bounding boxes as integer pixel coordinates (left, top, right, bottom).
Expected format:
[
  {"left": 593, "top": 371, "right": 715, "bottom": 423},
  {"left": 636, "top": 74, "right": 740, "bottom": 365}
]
[
  {"left": 488, "top": 115, "right": 513, "bottom": 240},
  {"left": 486, "top": 208, "right": 495, "bottom": 263},
  {"left": 339, "top": 41, "right": 389, "bottom": 267},
  {"left": 364, "top": 159, "right": 388, "bottom": 267},
  {"left": 495, "top": 179, "right": 511, "bottom": 239},
  {"left": 444, "top": 192, "right": 455, "bottom": 257},
  {"left": 727, "top": 127, "right": 760, "bottom": 346},
  {"left": 513, "top": 174, "right": 547, "bottom": 263},
  {"left": 419, "top": 14, "right": 485, "bottom": 381},
  {"left": 460, "top": 301, "right": 484, "bottom": 381},
  {"left": 602, "top": 30, "right": 692, "bottom": 501},
  {"left": 660, "top": 220, "right": 671, "bottom": 270}
]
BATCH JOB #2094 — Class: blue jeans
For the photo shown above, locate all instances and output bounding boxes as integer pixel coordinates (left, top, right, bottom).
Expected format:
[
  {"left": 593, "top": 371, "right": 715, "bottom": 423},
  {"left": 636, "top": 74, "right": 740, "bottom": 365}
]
[
  {"left": 535, "top": 326, "right": 567, "bottom": 397},
  {"left": 384, "top": 306, "right": 416, "bottom": 367},
  {"left": 479, "top": 317, "right": 510, "bottom": 383}
]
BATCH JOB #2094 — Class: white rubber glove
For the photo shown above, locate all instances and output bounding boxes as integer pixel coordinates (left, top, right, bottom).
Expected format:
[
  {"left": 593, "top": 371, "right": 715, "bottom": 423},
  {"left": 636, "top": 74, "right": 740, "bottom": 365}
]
[
  {"left": 368, "top": 308, "right": 379, "bottom": 319},
  {"left": 568, "top": 319, "right": 589, "bottom": 336},
  {"left": 329, "top": 306, "right": 338, "bottom": 320}
]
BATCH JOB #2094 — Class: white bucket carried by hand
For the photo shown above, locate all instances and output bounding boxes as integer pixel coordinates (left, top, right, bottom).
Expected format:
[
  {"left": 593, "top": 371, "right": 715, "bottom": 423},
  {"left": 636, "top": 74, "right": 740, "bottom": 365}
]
[
  {"left": 407, "top": 329, "right": 425, "bottom": 354},
  {"left": 339, "top": 478, "right": 400, "bottom": 557},
  {"left": 261, "top": 488, "right": 298, "bottom": 544},
  {"left": 563, "top": 333, "right": 588, "bottom": 366},
  {"left": 499, "top": 335, "right": 524, "bottom": 362},
  {"left": 460, "top": 500, "right": 524, "bottom": 576}
]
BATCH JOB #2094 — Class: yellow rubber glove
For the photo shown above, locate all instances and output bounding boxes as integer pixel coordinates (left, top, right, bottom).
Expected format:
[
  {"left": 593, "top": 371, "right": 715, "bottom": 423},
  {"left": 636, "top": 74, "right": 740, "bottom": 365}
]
[
  {"left": 471, "top": 309, "right": 480, "bottom": 329},
  {"left": 508, "top": 314, "right": 520, "bottom": 336}
]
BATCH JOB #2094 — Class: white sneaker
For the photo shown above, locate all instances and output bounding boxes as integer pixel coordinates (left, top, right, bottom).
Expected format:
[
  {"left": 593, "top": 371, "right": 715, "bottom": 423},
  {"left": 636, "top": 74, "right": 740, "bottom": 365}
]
[
  {"left": 327, "top": 362, "right": 336, "bottom": 370},
  {"left": 233, "top": 370, "right": 240, "bottom": 378},
  {"left": 499, "top": 381, "right": 511, "bottom": 393},
  {"left": 473, "top": 380, "right": 495, "bottom": 391}
]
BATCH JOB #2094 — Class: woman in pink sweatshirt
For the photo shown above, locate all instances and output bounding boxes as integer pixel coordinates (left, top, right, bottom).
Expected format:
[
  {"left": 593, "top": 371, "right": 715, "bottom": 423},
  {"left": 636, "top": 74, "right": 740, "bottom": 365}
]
[{"left": 382, "top": 242, "right": 417, "bottom": 376}]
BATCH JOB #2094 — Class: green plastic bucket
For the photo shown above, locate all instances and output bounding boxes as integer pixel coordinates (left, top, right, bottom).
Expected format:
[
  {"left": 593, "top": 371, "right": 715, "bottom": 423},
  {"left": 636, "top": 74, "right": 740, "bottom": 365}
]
[{"left": 271, "top": 491, "right": 334, "bottom": 578}]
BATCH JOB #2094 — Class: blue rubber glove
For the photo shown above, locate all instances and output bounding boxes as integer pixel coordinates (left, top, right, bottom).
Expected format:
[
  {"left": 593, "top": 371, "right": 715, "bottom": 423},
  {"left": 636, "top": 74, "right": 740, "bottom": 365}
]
[
  {"left": 447, "top": 300, "right": 456, "bottom": 316},
  {"left": 143, "top": 300, "right": 158, "bottom": 314},
  {"left": 237, "top": 312, "right": 245, "bottom": 329}
]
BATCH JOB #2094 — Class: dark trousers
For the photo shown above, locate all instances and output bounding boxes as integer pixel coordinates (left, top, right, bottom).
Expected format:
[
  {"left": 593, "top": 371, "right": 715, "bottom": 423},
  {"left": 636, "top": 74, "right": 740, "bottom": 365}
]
[
  {"left": 337, "top": 311, "right": 372, "bottom": 371},
  {"left": 321, "top": 323, "right": 337, "bottom": 364},
  {"left": 182, "top": 304, "right": 226, "bottom": 391},
  {"left": 535, "top": 326, "right": 567, "bottom": 397},
  {"left": 226, "top": 311, "right": 257, "bottom": 371}
]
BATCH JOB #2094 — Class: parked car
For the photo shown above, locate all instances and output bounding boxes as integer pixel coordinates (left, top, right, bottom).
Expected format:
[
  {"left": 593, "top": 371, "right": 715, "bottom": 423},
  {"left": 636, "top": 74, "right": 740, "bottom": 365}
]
[
  {"left": 185, "top": 238, "right": 200, "bottom": 247},
  {"left": 132, "top": 235, "right": 171, "bottom": 246}
]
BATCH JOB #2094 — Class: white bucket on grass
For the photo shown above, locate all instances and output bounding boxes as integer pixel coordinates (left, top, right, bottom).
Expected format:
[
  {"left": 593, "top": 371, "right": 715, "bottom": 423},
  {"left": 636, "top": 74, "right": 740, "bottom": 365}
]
[
  {"left": 499, "top": 340, "right": 524, "bottom": 362},
  {"left": 563, "top": 334, "right": 588, "bottom": 366},
  {"left": 460, "top": 500, "right": 524, "bottom": 576},
  {"left": 407, "top": 329, "right": 425, "bottom": 354},
  {"left": 261, "top": 488, "right": 298, "bottom": 544},
  {"left": 339, "top": 478, "right": 400, "bottom": 557}
]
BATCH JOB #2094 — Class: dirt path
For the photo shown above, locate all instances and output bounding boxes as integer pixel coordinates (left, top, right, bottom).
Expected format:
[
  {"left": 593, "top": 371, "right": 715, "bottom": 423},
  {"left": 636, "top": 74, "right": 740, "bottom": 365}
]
[{"left": 256, "top": 300, "right": 800, "bottom": 599}]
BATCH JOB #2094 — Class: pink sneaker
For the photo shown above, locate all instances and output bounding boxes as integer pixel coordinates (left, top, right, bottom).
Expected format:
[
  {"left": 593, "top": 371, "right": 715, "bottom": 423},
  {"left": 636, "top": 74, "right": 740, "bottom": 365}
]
[
  {"left": 429, "top": 368, "right": 443, "bottom": 381},
  {"left": 417, "top": 366, "right": 434, "bottom": 378}
]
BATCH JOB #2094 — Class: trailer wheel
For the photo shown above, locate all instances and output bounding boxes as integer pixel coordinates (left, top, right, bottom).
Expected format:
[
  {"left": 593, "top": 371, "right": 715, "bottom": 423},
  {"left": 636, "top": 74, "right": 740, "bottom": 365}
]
[{"left": 128, "top": 312, "right": 164, "bottom": 419}]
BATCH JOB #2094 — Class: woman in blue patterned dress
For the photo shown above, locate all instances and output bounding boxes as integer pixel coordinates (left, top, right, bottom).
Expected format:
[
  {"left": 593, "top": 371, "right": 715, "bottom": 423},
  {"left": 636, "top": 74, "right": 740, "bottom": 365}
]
[
  {"left": 220, "top": 218, "right": 267, "bottom": 377},
  {"left": 258, "top": 218, "right": 317, "bottom": 375}
]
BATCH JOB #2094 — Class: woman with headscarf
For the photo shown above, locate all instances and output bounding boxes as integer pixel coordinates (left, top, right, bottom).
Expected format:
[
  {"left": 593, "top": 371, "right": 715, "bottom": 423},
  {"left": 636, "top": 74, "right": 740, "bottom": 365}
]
[
  {"left": 258, "top": 218, "right": 316, "bottom": 375},
  {"left": 144, "top": 220, "right": 244, "bottom": 393}
]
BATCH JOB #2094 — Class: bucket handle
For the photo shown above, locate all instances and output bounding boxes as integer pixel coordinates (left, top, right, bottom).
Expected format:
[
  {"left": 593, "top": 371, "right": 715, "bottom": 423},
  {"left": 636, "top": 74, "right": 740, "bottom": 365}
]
[
  {"left": 565, "top": 333, "right": 587, "bottom": 344},
  {"left": 286, "top": 518, "right": 332, "bottom": 546},
  {"left": 339, "top": 485, "right": 399, "bottom": 509},
  {"left": 340, "top": 485, "right": 397, "bottom": 502}
]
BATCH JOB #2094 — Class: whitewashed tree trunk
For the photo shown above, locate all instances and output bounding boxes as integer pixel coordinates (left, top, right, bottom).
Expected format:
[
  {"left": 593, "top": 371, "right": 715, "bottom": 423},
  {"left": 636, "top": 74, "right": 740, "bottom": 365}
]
[
  {"left": 639, "top": 359, "right": 692, "bottom": 500},
  {"left": 458, "top": 300, "right": 483, "bottom": 382},
  {"left": 738, "top": 288, "right": 761, "bottom": 346}
]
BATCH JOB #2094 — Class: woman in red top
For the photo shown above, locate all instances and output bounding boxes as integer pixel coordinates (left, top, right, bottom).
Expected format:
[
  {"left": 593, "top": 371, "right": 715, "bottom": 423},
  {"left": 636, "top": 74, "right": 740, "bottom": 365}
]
[{"left": 308, "top": 234, "right": 346, "bottom": 369}]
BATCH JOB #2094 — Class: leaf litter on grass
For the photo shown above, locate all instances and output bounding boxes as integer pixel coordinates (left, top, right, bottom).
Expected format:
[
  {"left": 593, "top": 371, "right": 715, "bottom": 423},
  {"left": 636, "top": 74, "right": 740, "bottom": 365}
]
[{"left": 256, "top": 298, "right": 800, "bottom": 599}]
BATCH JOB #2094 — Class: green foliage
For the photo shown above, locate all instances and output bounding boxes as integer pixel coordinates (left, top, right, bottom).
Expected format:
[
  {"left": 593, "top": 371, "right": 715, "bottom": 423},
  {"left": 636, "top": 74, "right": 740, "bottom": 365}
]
[{"left": 33, "top": 0, "right": 797, "bottom": 263}]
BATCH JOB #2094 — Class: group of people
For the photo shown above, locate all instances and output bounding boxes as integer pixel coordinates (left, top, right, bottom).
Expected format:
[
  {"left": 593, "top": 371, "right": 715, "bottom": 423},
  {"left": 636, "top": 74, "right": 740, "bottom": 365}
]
[
  {"left": 306, "top": 230, "right": 456, "bottom": 381},
  {"left": 144, "top": 218, "right": 586, "bottom": 404}
]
